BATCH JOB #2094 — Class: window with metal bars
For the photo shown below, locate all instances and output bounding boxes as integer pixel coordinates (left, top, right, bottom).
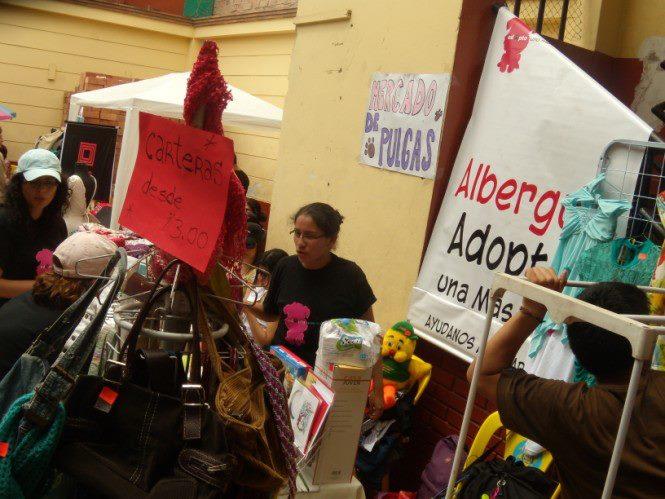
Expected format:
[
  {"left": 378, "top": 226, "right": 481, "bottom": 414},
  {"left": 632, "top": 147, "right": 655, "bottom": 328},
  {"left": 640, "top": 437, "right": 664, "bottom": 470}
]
[{"left": 506, "top": 0, "right": 582, "bottom": 42}]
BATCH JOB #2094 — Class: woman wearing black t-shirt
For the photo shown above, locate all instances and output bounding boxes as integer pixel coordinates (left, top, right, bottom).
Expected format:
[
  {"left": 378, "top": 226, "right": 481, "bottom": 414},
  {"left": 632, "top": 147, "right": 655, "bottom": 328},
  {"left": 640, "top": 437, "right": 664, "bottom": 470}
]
[
  {"left": 245, "top": 202, "right": 383, "bottom": 418},
  {"left": 0, "top": 149, "right": 68, "bottom": 308}
]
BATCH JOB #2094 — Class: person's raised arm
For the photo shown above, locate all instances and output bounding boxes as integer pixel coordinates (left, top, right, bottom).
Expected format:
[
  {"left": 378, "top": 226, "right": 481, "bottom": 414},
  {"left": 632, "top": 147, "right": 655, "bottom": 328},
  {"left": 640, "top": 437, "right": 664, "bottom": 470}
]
[
  {"left": 245, "top": 261, "right": 283, "bottom": 323},
  {"left": 466, "top": 267, "right": 567, "bottom": 405},
  {"left": 243, "top": 299, "right": 279, "bottom": 323},
  {"left": 244, "top": 307, "right": 278, "bottom": 346}
]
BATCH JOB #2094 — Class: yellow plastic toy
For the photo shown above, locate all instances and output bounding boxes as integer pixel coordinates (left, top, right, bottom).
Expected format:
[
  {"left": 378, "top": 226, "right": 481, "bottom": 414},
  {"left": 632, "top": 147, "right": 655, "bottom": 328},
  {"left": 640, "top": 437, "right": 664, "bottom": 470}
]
[{"left": 381, "top": 321, "right": 431, "bottom": 408}]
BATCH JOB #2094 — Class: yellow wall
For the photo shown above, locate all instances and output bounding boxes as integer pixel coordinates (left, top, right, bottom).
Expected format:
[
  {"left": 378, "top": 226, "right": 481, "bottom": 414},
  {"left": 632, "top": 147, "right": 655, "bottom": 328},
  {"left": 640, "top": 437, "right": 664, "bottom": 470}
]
[
  {"left": 207, "top": 28, "right": 295, "bottom": 202},
  {"left": 266, "top": 0, "right": 463, "bottom": 330},
  {"left": 225, "top": 123, "right": 282, "bottom": 202},
  {"left": 594, "top": 0, "right": 625, "bottom": 56},
  {"left": 0, "top": 1, "right": 191, "bottom": 160},
  {"left": 0, "top": 1, "right": 295, "bottom": 204},
  {"left": 579, "top": 0, "right": 665, "bottom": 58},
  {"left": 617, "top": 0, "right": 665, "bottom": 58}
]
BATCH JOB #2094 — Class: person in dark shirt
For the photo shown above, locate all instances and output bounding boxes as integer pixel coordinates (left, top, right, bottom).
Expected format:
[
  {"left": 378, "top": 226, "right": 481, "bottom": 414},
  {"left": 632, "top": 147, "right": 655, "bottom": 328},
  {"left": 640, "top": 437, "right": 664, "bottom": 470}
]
[
  {"left": 468, "top": 267, "right": 665, "bottom": 498},
  {"left": 0, "top": 231, "right": 117, "bottom": 379},
  {"left": 0, "top": 149, "right": 68, "bottom": 307},
  {"left": 245, "top": 202, "right": 383, "bottom": 418}
]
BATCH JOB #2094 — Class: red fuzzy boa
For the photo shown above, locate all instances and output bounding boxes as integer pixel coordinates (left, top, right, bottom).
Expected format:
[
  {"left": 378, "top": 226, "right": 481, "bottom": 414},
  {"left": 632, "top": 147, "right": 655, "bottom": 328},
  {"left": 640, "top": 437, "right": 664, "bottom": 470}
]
[{"left": 150, "top": 41, "right": 247, "bottom": 283}]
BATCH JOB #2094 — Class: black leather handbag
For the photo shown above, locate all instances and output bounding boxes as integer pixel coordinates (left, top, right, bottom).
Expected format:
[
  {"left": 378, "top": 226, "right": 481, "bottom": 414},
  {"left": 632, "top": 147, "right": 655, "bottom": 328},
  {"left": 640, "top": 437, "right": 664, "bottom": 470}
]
[{"left": 54, "top": 261, "right": 237, "bottom": 498}]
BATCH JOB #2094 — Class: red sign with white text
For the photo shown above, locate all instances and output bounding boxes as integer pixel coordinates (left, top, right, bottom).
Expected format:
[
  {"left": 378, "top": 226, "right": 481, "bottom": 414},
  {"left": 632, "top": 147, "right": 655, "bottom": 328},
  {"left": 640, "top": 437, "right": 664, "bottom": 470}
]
[{"left": 119, "top": 112, "right": 234, "bottom": 272}]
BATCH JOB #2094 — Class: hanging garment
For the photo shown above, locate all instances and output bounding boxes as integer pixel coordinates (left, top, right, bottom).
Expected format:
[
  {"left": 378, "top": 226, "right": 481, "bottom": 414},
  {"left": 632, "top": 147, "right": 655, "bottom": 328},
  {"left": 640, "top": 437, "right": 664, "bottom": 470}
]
[
  {"left": 650, "top": 191, "right": 665, "bottom": 371},
  {"left": 574, "top": 237, "right": 660, "bottom": 383},
  {"left": 527, "top": 174, "right": 631, "bottom": 381},
  {"left": 577, "top": 238, "right": 660, "bottom": 285},
  {"left": 531, "top": 238, "right": 659, "bottom": 385}
]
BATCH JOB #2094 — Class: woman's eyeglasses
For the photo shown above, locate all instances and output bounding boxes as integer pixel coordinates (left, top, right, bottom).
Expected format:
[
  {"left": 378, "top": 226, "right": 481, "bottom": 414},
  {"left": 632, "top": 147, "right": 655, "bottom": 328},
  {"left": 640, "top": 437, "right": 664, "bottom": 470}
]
[{"left": 290, "top": 229, "right": 325, "bottom": 241}]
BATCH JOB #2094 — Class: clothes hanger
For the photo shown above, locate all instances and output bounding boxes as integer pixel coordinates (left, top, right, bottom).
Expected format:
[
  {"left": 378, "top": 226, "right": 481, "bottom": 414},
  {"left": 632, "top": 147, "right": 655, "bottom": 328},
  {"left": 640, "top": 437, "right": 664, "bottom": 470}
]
[{"left": 201, "top": 259, "right": 265, "bottom": 306}]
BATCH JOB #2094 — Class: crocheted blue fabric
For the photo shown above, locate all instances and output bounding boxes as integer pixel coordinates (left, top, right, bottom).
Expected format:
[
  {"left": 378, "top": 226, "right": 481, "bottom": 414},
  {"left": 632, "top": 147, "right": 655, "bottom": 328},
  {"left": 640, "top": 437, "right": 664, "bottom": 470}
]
[
  {"left": 0, "top": 393, "right": 65, "bottom": 498},
  {"left": 578, "top": 238, "right": 660, "bottom": 285}
]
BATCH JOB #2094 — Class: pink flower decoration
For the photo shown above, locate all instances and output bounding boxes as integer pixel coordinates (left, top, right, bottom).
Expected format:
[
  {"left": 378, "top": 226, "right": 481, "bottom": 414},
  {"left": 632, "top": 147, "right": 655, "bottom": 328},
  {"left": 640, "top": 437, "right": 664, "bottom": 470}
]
[
  {"left": 283, "top": 302, "right": 310, "bottom": 346},
  {"left": 35, "top": 249, "right": 54, "bottom": 276}
]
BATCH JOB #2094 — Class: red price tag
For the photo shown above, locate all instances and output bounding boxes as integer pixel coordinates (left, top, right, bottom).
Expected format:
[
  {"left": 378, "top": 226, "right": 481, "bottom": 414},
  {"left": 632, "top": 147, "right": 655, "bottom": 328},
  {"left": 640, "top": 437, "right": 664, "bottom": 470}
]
[
  {"left": 94, "top": 386, "right": 119, "bottom": 413},
  {"left": 99, "top": 386, "right": 119, "bottom": 405},
  {"left": 119, "top": 112, "right": 235, "bottom": 272}
]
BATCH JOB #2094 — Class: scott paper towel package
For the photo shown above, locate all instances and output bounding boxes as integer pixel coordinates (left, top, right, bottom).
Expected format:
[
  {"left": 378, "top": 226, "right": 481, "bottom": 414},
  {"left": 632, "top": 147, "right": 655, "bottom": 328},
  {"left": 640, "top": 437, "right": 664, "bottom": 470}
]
[{"left": 316, "top": 318, "right": 382, "bottom": 369}]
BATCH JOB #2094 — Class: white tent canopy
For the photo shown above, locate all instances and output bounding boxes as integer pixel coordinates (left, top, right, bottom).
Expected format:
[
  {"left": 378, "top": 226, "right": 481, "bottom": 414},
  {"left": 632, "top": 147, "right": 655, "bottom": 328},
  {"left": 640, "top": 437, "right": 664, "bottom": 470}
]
[{"left": 67, "top": 71, "right": 283, "bottom": 228}]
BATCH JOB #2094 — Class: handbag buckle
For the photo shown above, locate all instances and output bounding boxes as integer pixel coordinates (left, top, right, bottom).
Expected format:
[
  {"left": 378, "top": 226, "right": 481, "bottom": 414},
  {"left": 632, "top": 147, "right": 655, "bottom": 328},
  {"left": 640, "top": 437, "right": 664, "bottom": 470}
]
[{"left": 181, "top": 383, "right": 205, "bottom": 407}]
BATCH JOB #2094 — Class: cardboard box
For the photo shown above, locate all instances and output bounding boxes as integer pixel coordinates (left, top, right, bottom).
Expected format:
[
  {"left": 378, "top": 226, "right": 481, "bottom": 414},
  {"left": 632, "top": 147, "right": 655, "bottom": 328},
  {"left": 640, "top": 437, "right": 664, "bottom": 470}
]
[{"left": 306, "top": 362, "right": 372, "bottom": 484}]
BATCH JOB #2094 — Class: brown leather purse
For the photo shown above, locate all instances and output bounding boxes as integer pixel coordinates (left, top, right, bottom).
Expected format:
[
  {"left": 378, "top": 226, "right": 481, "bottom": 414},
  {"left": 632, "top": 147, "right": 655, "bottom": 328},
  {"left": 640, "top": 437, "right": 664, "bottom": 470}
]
[{"left": 197, "top": 294, "right": 294, "bottom": 495}]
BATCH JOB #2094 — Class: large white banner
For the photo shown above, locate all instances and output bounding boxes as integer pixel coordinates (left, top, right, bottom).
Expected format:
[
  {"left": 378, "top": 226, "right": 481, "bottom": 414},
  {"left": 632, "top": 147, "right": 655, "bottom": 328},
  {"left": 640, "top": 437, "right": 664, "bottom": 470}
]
[
  {"left": 359, "top": 73, "right": 450, "bottom": 179},
  {"left": 408, "top": 8, "right": 652, "bottom": 364}
]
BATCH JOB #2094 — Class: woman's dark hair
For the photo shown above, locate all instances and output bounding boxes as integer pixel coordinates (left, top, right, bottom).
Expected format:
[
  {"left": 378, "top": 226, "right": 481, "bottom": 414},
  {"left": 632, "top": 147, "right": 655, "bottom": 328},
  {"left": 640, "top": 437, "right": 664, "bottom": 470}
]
[
  {"left": 568, "top": 282, "right": 649, "bottom": 379},
  {"left": 234, "top": 169, "right": 249, "bottom": 193},
  {"left": 254, "top": 248, "right": 288, "bottom": 283},
  {"left": 292, "top": 202, "right": 344, "bottom": 238},
  {"left": 256, "top": 248, "right": 288, "bottom": 274},
  {"left": 246, "top": 198, "right": 266, "bottom": 224},
  {"left": 5, "top": 174, "right": 69, "bottom": 225},
  {"left": 246, "top": 221, "right": 266, "bottom": 253}
]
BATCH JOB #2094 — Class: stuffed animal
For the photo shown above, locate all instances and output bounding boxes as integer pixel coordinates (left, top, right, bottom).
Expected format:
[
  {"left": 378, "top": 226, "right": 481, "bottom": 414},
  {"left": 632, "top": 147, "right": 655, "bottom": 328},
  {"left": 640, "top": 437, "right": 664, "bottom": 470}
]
[{"left": 381, "top": 321, "right": 419, "bottom": 409}]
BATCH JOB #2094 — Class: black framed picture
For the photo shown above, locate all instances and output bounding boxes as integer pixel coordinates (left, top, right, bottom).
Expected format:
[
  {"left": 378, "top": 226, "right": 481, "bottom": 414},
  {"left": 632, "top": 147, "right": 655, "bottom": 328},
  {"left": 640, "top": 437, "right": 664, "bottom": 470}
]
[{"left": 60, "top": 121, "right": 117, "bottom": 202}]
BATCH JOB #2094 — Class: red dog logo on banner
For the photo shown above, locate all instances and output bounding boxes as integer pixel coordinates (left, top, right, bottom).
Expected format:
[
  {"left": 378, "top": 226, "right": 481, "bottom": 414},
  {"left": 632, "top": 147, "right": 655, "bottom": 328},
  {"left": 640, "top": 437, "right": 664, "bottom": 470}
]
[
  {"left": 497, "top": 18, "right": 533, "bottom": 73},
  {"left": 77, "top": 142, "right": 97, "bottom": 167}
]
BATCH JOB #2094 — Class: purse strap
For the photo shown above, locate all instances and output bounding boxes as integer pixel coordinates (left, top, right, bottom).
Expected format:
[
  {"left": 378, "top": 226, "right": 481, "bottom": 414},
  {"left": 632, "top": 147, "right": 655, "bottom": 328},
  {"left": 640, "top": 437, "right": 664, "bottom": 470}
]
[
  {"left": 182, "top": 282, "right": 204, "bottom": 440},
  {"left": 117, "top": 262, "right": 206, "bottom": 441},
  {"left": 196, "top": 291, "right": 233, "bottom": 385},
  {"left": 27, "top": 250, "right": 121, "bottom": 360},
  {"left": 22, "top": 249, "right": 127, "bottom": 429},
  {"left": 118, "top": 258, "right": 181, "bottom": 368},
  {"left": 120, "top": 284, "right": 177, "bottom": 378}
]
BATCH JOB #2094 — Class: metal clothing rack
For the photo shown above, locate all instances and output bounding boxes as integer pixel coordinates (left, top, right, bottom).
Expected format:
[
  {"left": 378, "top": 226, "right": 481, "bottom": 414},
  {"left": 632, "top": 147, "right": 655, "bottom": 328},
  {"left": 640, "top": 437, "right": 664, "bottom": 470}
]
[
  {"left": 107, "top": 261, "right": 230, "bottom": 368},
  {"left": 113, "top": 300, "right": 229, "bottom": 342},
  {"left": 446, "top": 273, "right": 665, "bottom": 499},
  {"left": 598, "top": 139, "right": 665, "bottom": 244}
]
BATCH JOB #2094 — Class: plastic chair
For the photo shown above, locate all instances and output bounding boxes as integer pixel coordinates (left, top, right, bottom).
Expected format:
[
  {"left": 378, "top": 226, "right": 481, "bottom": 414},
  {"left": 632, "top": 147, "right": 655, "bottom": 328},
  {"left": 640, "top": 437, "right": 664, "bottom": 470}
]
[{"left": 463, "top": 411, "right": 561, "bottom": 498}]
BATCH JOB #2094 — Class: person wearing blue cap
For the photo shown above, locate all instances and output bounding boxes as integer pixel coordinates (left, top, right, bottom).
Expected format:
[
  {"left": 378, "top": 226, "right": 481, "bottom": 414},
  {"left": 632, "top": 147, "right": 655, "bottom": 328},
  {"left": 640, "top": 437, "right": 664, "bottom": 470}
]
[{"left": 0, "top": 149, "right": 68, "bottom": 308}]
